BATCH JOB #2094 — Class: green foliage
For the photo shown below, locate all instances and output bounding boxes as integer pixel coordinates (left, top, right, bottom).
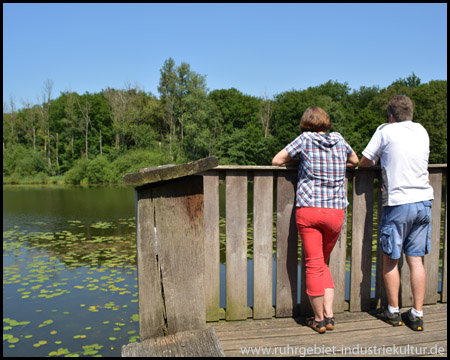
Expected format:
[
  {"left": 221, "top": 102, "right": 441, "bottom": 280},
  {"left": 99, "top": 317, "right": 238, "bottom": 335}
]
[
  {"left": 2, "top": 66, "right": 447, "bottom": 184},
  {"left": 64, "top": 158, "right": 90, "bottom": 185},
  {"left": 3, "top": 144, "right": 47, "bottom": 176},
  {"left": 85, "top": 156, "right": 112, "bottom": 184},
  {"left": 109, "top": 149, "right": 172, "bottom": 184}
]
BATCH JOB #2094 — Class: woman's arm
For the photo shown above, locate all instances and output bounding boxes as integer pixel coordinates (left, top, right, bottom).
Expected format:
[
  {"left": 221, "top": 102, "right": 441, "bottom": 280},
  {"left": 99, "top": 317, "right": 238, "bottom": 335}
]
[
  {"left": 272, "top": 148, "right": 297, "bottom": 166},
  {"left": 346, "top": 151, "right": 359, "bottom": 168}
]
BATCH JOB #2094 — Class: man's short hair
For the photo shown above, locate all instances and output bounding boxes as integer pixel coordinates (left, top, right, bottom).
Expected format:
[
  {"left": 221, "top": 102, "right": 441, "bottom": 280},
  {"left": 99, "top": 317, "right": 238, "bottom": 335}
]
[{"left": 387, "top": 95, "right": 414, "bottom": 122}]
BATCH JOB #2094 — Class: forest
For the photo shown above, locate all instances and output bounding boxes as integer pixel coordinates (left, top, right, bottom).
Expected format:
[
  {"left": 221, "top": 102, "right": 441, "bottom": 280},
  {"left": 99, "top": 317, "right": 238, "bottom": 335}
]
[{"left": 3, "top": 58, "right": 447, "bottom": 184}]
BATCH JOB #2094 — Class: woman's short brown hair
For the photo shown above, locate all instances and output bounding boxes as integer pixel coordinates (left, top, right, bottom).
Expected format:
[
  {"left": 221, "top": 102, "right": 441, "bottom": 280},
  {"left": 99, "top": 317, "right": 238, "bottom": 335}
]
[
  {"left": 300, "top": 106, "right": 332, "bottom": 132},
  {"left": 387, "top": 95, "right": 414, "bottom": 122}
]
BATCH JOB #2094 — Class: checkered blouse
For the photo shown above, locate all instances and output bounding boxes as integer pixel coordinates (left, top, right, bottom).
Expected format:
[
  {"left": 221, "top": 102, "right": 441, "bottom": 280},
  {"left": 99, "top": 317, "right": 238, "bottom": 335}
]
[{"left": 285, "top": 132, "right": 353, "bottom": 209}]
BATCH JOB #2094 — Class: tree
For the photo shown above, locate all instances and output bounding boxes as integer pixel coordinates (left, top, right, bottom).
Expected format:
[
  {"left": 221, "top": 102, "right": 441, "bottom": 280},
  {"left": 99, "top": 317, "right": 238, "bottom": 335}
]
[
  {"left": 157, "top": 58, "right": 177, "bottom": 159},
  {"left": 104, "top": 85, "right": 133, "bottom": 151},
  {"left": 259, "top": 93, "right": 273, "bottom": 138},
  {"left": 76, "top": 93, "right": 91, "bottom": 159},
  {"left": 37, "top": 79, "right": 54, "bottom": 173}
]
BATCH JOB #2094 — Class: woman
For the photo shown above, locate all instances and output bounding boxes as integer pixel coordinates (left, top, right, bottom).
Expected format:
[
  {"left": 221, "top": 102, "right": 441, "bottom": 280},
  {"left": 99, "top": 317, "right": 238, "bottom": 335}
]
[{"left": 272, "top": 106, "right": 359, "bottom": 333}]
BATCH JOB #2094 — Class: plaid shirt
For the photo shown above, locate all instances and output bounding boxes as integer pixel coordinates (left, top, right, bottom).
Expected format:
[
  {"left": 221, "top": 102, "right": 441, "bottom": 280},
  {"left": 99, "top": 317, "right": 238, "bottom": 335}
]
[{"left": 285, "top": 132, "right": 353, "bottom": 209}]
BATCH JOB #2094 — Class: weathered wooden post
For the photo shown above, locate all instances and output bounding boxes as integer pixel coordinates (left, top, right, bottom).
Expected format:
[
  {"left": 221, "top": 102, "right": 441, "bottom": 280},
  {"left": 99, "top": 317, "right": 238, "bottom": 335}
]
[{"left": 121, "top": 157, "right": 225, "bottom": 357}]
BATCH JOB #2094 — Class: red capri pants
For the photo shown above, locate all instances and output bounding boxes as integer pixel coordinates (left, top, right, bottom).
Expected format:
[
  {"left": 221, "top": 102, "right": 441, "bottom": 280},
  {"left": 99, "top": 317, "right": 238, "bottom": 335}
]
[{"left": 296, "top": 207, "right": 345, "bottom": 297}]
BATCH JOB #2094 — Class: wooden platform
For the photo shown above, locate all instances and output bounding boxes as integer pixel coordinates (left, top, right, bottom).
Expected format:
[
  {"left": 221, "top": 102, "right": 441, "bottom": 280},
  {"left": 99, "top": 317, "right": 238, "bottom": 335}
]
[{"left": 211, "top": 303, "right": 447, "bottom": 357}]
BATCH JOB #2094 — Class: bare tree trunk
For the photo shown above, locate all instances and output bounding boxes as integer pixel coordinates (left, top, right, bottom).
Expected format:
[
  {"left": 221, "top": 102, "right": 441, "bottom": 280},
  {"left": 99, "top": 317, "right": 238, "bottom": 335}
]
[
  {"left": 85, "top": 123, "right": 88, "bottom": 159},
  {"left": 47, "top": 130, "right": 52, "bottom": 172},
  {"left": 76, "top": 96, "right": 90, "bottom": 159},
  {"left": 99, "top": 128, "right": 102, "bottom": 157},
  {"left": 33, "top": 127, "right": 36, "bottom": 151},
  {"left": 71, "top": 133, "right": 74, "bottom": 157},
  {"left": 260, "top": 93, "right": 273, "bottom": 138},
  {"left": 55, "top": 132, "right": 59, "bottom": 174}
]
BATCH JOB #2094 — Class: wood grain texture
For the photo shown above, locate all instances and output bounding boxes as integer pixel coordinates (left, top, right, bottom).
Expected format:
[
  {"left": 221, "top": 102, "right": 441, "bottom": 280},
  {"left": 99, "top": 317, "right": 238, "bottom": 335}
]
[
  {"left": 225, "top": 171, "right": 248, "bottom": 320},
  {"left": 122, "top": 327, "right": 225, "bottom": 357},
  {"left": 350, "top": 169, "right": 374, "bottom": 312},
  {"left": 253, "top": 171, "right": 274, "bottom": 319},
  {"left": 276, "top": 171, "right": 298, "bottom": 317},
  {"left": 153, "top": 175, "right": 206, "bottom": 334},
  {"left": 203, "top": 171, "right": 221, "bottom": 322}
]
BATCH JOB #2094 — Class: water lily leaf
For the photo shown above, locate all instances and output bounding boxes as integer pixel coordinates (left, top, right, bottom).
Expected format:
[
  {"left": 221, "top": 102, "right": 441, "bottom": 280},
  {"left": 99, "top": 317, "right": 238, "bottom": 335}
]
[
  {"left": 48, "top": 348, "right": 70, "bottom": 356},
  {"left": 38, "top": 320, "right": 53, "bottom": 328}
]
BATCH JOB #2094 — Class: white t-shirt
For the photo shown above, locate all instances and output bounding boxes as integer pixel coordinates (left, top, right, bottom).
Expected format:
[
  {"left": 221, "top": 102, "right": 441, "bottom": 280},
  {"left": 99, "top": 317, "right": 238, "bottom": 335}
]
[{"left": 362, "top": 120, "right": 434, "bottom": 206}]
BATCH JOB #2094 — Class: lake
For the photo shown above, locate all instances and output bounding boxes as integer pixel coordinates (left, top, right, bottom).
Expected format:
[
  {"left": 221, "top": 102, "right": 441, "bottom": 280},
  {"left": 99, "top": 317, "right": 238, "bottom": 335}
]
[{"left": 3, "top": 185, "right": 138, "bottom": 357}]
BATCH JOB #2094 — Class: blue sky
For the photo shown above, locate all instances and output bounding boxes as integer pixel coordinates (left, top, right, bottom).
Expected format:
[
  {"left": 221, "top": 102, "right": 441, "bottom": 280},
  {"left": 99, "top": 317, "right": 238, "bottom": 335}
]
[{"left": 3, "top": 3, "right": 447, "bottom": 108}]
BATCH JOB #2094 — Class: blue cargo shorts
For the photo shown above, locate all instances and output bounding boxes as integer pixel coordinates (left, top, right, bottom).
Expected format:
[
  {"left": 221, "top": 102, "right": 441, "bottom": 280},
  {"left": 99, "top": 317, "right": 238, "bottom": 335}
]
[{"left": 379, "top": 200, "right": 432, "bottom": 259}]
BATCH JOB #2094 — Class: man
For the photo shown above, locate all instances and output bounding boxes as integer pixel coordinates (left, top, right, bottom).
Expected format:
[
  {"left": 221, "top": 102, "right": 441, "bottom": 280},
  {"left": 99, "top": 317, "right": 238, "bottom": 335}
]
[{"left": 360, "top": 95, "right": 433, "bottom": 331}]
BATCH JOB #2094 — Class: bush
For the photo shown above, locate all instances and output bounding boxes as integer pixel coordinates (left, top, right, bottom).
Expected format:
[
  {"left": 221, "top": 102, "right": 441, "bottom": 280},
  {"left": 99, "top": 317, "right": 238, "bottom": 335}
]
[
  {"left": 3, "top": 145, "right": 47, "bottom": 176},
  {"left": 64, "top": 158, "right": 90, "bottom": 185},
  {"left": 15, "top": 151, "right": 47, "bottom": 176},
  {"left": 85, "top": 156, "right": 112, "bottom": 184},
  {"left": 110, "top": 149, "right": 171, "bottom": 183}
]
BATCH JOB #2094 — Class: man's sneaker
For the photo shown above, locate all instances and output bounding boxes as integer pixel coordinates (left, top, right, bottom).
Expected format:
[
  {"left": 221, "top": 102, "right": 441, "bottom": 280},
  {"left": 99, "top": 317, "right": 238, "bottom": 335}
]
[
  {"left": 402, "top": 308, "right": 424, "bottom": 331},
  {"left": 376, "top": 307, "right": 403, "bottom": 326}
]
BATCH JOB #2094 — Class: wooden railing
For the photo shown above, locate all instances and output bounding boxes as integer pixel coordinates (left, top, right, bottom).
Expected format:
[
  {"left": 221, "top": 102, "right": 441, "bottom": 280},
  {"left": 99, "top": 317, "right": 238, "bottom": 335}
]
[{"left": 202, "top": 165, "right": 447, "bottom": 322}]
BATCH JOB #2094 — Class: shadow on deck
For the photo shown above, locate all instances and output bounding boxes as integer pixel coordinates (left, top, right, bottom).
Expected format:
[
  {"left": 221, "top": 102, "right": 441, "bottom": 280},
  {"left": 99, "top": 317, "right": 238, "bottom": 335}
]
[{"left": 211, "top": 303, "right": 447, "bottom": 357}]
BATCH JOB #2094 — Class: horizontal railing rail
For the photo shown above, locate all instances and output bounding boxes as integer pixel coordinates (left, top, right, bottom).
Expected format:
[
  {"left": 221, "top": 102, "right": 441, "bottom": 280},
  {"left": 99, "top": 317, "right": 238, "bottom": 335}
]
[{"left": 203, "top": 164, "right": 447, "bottom": 321}]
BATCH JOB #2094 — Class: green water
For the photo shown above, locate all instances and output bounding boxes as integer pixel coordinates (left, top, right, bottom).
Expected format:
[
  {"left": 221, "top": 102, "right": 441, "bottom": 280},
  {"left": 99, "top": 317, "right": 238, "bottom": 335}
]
[{"left": 3, "top": 185, "right": 137, "bottom": 357}]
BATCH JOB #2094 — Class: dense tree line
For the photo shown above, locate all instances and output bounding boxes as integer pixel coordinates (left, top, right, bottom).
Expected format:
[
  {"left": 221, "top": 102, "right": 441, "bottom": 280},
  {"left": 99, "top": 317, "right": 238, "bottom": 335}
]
[{"left": 3, "top": 58, "right": 447, "bottom": 184}]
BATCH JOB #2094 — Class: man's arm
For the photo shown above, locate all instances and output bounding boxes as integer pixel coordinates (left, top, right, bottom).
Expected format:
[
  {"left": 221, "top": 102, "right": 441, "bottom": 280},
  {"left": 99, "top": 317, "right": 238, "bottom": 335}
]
[{"left": 360, "top": 155, "right": 377, "bottom": 167}]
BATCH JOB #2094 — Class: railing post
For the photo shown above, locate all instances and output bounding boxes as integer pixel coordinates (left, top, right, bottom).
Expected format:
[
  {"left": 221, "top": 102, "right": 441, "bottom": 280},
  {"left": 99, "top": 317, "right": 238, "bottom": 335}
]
[
  {"left": 328, "top": 173, "right": 350, "bottom": 313},
  {"left": 350, "top": 168, "right": 374, "bottom": 312},
  {"left": 122, "top": 157, "right": 225, "bottom": 357},
  {"left": 424, "top": 169, "right": 443, "bottom": 304},
  {"left": 225, "top": 170, "right": 248, "bottom": 320},
  {"left": 442, "top": 173, "right": 447, "bottom": 303},
  {"left": 204, "top": 171, "right": 220, "bottom": 322},
  {"left": 253, "top": 170, "right": 274, "bottom": 319},
  {"left": 276, "top": 170, "right": 298, "bottom": 317}
]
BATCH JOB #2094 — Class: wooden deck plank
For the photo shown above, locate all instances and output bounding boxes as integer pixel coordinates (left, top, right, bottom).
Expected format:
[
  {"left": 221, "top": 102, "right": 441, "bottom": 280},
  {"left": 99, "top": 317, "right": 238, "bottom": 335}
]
[{"left": 211, "top": 304, "right": 447, "bottom": 357}]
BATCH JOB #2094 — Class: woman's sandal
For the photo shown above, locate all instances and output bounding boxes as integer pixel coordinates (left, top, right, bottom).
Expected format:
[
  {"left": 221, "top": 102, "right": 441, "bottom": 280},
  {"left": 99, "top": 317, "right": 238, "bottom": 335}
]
[
  {"left": 306, "top": 317, "right": 327, "bottom": 334},
  {"left": 325, "top": 316, "right": 335, "bottom": 330}
]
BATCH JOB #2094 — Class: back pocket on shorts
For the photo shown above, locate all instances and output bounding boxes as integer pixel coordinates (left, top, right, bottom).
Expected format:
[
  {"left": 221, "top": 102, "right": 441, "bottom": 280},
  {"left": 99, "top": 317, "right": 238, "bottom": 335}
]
[{"left": 380, "top": 225, "right": 393, "bottom": 255}]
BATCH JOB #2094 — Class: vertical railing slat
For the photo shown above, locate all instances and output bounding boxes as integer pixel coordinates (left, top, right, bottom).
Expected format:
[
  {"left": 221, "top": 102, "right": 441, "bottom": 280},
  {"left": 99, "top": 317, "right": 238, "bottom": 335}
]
[
  {"left": 328, "top": 174, "right": 350, "bottom": 313},
  {"left": 276, "top": 171, "right": 298, "bottom": 317},
  {"left": 225, "top": 170, "right": 248, "bottom": 320},
  {"left": 375, "top": 174, "right": 387, "bottom": 308},
  {"left": 424, "top": 170, "right": 443, "bottom": 304},
  {"left": 350, "top": 169, "right": 374, "bottom": 312},
  {"left": 442, "top": 174, "right": 447, "bottom": 303},
  {"left": 253, "top": 171, "right": 274, "bottom": 319},
  {"left": 204, "top": 171, "right": 220, "bottom": 322}
]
